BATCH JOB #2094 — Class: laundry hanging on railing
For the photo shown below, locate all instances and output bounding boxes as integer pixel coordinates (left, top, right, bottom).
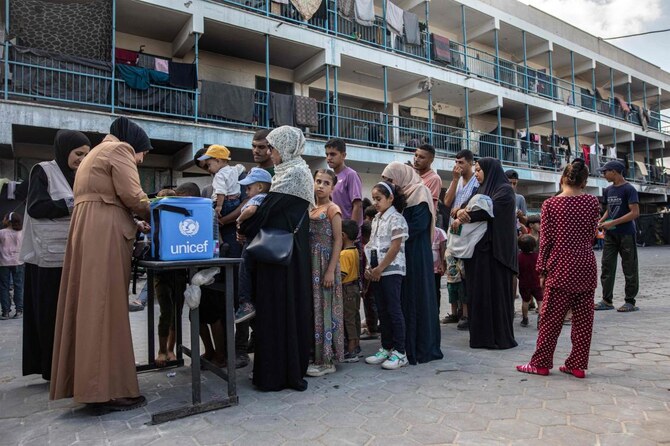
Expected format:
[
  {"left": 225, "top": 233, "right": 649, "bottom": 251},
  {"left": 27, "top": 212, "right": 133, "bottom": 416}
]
[
  {"left": 270, "top": 92, "right": 295, "bottom": 126},
  {"left": 354, "top": 0, "right": 375, "bottom": 26},
  {"left": 116, "top": 83, "right": 193, "bottom": 117},
  {"left": 290, "top": 0, "right": 322, "bottom": 21},
  {"left": 294, "top": 96, "right": 319, "bottom": 128},
  {"left": 168, "top": 61, "right": 198, "bottom": 90},
  {"left": 115, "top": 48, "right": 138, "bottom": 66},
  {"left": 200, "top": 80, "right": 255, "bottom": 124},
  {"left": 403, "top": 10, "right": 420, "bottom": 46},
  {"left": 338, "top": 0, "right": 355, "bottom": 19},
  {"left": 430, "top": 34, "right": 451, "bottom": 64},
  {"left": 385, "top": 1, "right": 404, "bottom": 36},
  {"left": 615, "top": 97, "right": 630, "bottom": 114},
  {"left": 116, "top": 65, "right": 169, "bottom": 91}
]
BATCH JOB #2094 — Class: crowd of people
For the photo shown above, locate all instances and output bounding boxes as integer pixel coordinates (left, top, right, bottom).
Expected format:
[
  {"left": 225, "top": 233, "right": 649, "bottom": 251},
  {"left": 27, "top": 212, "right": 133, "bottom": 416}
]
[{"left": 0, "top": 119, "right": 642, "bottom": 411}]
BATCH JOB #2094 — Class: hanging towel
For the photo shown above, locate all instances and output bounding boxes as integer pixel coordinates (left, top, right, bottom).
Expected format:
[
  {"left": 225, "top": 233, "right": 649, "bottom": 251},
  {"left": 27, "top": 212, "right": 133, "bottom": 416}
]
[
  {"left": 354, "top": 0, "right": 375, "bottom": 26},
  {"left": 200, "top": 80, "right": 256, "bottom": 123},
  {"left": 294, "top": 96, "right": 319, "bottom": 128},
  {"left": 338, "top": 0, "right": 355, "bottom": 18},
  {"left": 270, "top": 92, "right": 295, "bottom": 127},
  {"left": 168, "top": 61, "right": 198, "bottom": 90},
  {"left": 385, "top": 1, "right": 404, "bottom": 36},
  {"left": 137, "top": 53, "right": 156, "bottom": 70},
  {"left": 115, "top": 48, "right": 138, "bottom": 66},
  {"left": 430, "top": 34, "right": 451, "bottom": 64},
  {"left": 116, "top": 65, "right": 150, "bottom": 90},
  {"left": 290, "top": 0, "right": 323, "bottom": 20},
  {"left": 403, "top": 10, "right": 420, "bottom": 45},
  {"left": 615, "top": 97, "right": 630, "bottom": 113}
]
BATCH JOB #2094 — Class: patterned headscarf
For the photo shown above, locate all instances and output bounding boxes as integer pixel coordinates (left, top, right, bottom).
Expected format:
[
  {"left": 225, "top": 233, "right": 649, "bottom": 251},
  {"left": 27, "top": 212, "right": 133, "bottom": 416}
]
[
  {"left": 266, "top": 126, "right": 315, "bottom": 206},
  {"left": 382, "top": 161, "right": 436, "bottom": 237}
]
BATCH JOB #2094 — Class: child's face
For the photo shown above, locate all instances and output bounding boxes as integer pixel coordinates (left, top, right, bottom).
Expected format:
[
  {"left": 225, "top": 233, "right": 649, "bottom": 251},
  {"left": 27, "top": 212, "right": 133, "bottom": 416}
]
[
  {"left": 314, "top": 172, "right": 335, "bottom": 200},
  {"left": 245, "top": 182, "right": 266, "bottom": 198},
  {"left": 204, "top": 158, "right": 227, "bottom": 175},
  {"left": 529, "top": 222, "right": 540, "bottom": 232},
  {"left": 372, "top": 187, "right": 393, "bottom": 214}
]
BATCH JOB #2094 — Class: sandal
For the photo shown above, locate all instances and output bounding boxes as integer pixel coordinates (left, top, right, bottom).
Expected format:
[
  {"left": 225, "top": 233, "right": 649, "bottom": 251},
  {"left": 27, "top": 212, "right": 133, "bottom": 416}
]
[
  {"left": 559, "top": 365, "right": 586, "bottom": 379},
  {"left": 594, "top": 300, "right": 615, "bottom": 311},
  {"left": 617, "top": 303, "right": 639, "bottom": 312},
  {"left": 100, "top": 395, "right": 147, "bottom": 412},
  {"left": 516, "top": 363, "right": 549, "bottom": 376}
]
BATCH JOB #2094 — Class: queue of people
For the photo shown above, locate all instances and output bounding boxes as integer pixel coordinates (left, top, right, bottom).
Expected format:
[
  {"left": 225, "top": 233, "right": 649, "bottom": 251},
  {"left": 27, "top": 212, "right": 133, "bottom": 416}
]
[{"left": 7, "top": 119, "right": 642, "bottom": 411}]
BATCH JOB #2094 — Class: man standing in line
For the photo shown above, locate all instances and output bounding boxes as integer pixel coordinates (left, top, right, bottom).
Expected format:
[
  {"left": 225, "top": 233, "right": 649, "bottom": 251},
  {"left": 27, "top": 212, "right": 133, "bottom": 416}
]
[
  {"left": 505, "top": 169, "right": 528, "bottom": 229},
  {"left": 442, "top": 149, "right": 479, "bottom": 330},
  {"left": 595, "top": 160, "right": 640, "bottom": 312},
  {"left": 326, "top": 138, "right": 363, "bottom": 228},
  {"left": 413, "top": 143, "right": 443, "bottom": 211}
]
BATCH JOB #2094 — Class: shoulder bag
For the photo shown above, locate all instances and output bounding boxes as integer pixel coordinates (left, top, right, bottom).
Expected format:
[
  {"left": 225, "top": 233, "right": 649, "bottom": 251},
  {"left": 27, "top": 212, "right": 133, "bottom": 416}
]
[{"left": 246, "top": 210, "right": 308, "bottom": 266}]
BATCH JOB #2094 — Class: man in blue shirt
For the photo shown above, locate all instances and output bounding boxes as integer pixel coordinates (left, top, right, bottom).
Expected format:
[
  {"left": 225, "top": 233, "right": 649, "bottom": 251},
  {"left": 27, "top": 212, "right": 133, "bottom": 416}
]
[{"left": 594, "top": 160, "right": 640, "bottom": 312}]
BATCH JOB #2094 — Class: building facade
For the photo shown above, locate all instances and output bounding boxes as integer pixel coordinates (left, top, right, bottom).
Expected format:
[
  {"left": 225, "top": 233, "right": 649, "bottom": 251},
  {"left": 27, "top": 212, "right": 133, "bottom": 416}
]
[{"left": 1, "top": 0, "right": 669, "bottom": 210}]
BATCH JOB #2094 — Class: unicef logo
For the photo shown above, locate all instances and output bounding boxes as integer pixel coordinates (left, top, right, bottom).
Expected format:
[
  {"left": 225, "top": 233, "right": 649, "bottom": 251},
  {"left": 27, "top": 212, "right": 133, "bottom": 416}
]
[{"left": 179, "top": 218, "right": 199, "bottom": 237}]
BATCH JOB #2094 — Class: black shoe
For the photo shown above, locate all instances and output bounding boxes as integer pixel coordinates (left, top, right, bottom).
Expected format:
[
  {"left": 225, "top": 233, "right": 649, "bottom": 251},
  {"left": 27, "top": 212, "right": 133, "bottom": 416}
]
[
  {"left": 441, "top": 314, "right": 459, "bottom": 324},
  {"left": 128, "top": 301, "right": 144, "bottom": 312},
  {"left": 12, "top": 311, "right": 22, "bottom": 319},
  {"left": 0, "top": 312, "right": 9, "bottom": 320},
  {"left": 456, "top": 317, "right": 469, "bottom": 331},
  {"left": 235, "top": 353, "right": 250, "bottom": 369},
  {"left": 520, "top": 317, "right": 529, "bottom": 327}
]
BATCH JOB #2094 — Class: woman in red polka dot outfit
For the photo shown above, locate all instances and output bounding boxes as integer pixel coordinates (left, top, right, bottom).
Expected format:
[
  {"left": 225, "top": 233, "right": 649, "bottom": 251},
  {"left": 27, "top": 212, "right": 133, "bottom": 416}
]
[{"left": 517, "top": 159, "right": 600, "bottom": 378}]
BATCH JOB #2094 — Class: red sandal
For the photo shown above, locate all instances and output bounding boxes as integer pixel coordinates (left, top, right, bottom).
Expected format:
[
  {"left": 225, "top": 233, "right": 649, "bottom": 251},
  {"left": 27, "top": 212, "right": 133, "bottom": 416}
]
[
  {"left": 559, "top": 365, "right": 586, "bottom": 379},
  {"left": 516, "top": 363, "right": 549, "bottom": 376}
]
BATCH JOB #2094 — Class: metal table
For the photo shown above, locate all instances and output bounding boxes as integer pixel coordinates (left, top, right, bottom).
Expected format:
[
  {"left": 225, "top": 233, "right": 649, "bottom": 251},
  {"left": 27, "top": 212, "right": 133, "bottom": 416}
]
[{"left": 137, "top": 257, "right": 241, "bottom": 424}]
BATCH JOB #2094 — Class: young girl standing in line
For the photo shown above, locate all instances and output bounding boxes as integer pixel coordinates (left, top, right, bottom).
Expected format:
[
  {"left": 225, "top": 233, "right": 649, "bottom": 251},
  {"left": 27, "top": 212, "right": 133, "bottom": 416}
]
[
  {"left": 0, "top": 213, "right": 24, "bottom": 319},
  {"left": 364, "top": 182, "right": 409, "bottom": 370},
  {"left": 307, "top": 169, "right": 344, "bottom": 377}
]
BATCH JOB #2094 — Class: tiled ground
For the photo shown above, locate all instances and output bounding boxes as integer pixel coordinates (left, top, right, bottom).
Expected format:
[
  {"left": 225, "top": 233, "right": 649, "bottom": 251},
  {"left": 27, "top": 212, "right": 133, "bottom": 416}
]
[{"left": 1, "top": 247, "right": 669, "bottom": 445}]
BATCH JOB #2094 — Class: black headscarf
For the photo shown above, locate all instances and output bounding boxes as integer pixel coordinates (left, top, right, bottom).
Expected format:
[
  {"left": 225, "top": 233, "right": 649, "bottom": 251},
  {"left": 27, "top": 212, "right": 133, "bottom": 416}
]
[
  {"left": 109, "top": 117, "right": 152, "bottom": 153},
  {"left": 54, "top": 130, "right": 91, "bottom": 187},
  {"left": 476, "top": 157, "right": 518, "bottom": 273}
]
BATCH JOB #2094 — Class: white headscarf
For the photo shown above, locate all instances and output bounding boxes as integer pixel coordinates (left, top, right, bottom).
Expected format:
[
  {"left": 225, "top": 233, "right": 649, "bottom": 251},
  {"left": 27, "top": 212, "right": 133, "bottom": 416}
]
[{"left": 266, "top": 126, "right": 315, "bottom": 206}]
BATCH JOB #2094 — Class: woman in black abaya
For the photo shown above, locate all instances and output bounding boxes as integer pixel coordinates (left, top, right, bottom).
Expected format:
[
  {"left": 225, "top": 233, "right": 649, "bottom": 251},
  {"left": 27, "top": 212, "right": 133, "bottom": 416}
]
[{"left": 453, "top": 157, "right": 518, "bottom": 349}]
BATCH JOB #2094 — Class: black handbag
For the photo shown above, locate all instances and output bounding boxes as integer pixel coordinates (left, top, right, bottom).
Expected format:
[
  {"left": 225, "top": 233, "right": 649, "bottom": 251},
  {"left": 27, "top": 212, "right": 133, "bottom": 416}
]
[{"left": 246, "top": 210, "right": 307, "bottom": 266}]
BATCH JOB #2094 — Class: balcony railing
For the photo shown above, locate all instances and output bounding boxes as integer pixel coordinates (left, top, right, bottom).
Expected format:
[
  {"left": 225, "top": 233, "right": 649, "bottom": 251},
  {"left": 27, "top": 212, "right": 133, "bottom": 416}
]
[{"left": 2, "top": 44, "right": 668, "bottom": 187}]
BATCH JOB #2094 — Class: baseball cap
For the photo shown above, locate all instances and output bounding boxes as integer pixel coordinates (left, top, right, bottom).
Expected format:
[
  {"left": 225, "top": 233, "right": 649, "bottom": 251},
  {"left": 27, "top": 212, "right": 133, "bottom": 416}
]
[
  {"left": 197, "top": 144, "right": 231, "bottom": 161},
  {"left": 239, "top": 167, "right": 272, "bottom": 185},
  {"left": 505, "top": 169, "right": 519, "bottom": 180},
  {"left": 598, "top": 160, "right": 625, "bottom": 174}
]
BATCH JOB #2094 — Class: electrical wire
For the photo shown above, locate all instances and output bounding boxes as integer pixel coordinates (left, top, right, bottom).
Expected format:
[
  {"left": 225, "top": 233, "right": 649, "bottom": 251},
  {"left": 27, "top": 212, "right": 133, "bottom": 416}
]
[{"left": 602, "top": 29, "right": 670, "bottom": 40}]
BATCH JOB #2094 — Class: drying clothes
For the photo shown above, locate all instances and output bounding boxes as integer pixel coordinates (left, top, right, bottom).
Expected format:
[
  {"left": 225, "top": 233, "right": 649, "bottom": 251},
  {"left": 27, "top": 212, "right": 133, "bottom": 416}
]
[
  {"left": 168, "top": 61, "right": 197, "bottom": 90},
  {"left": 403, "top": 10, "right": 420, "bottom": 46},
  {"left": 338, "top": 0, "right": 355, "bottom": 18},
  {"left": 290, "top": 0, "right": 323, "bottom": 21},
  {"left": 294, "top": 96, "right": 319, "bottom": 128},
  {"left": 115, "top": 48, "right": 138, "bottom": 66},
  {"left": 616, "top": 97, "right": 630, "bottom": 113},
  {"left": 116, "top": 65, "right": 150, "bottom": 90},
  {"left": 137, "top": 53, "right": 156, "bottom": 70},
  {"left": 595, "top": 87, "right": 609, "bottom": 100},
  {"left": 270, "top": 92, "right": 295, "bottom": 127},
  {"left": 154, "top": 58, "right": 169, "bottom": 74},
  {"left": 354, "top": 0, "right": 375, "bottom": 26},
  {"left": 273, "top": 0, "right": 289, "bottom": 3},
  {"left": 385, "top": 0, "right": 404, "bottom": 36},
  {"left": 430, "top": 34, "right": 451, "bottom": 64},
  {"left": 199, "top": 80, "right": 255, "bottom": 124}
]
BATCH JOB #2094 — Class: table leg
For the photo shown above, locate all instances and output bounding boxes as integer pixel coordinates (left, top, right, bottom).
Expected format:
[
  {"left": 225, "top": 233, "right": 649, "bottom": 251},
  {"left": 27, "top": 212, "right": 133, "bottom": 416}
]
[
  {"left": 224, "top": 265, "right": 237, "bottom": 398},
  {"left": 147, "top": 269, "right": 155, "bottom": 366},
  {"left": 190, "top": 306, "right": 201, "bottom": 405}
]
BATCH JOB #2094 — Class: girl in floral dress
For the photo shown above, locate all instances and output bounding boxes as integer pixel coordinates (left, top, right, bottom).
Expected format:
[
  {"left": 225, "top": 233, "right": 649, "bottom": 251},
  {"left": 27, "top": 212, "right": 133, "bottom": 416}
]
[{"left": 307, "top": 169, "right": 344, "bottom": 377}]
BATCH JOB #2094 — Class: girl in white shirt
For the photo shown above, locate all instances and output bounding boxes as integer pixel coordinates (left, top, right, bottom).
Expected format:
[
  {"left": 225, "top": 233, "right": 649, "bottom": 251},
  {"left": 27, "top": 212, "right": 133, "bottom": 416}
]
[
  {"left": 0, "top": 213, "right": 24, "bottom": 319},
  {"left": 364, "top": 181, "right": 409, "bottom": 370}
]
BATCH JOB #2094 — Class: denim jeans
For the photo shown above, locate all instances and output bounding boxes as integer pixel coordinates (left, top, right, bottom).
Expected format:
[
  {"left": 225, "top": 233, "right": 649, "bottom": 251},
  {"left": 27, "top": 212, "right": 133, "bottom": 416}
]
[
  {"left": 0, "top": 265, "right": 25, "bottom": 313},
  {"left": 238, "top": 242, "right": 255, "bottom": 306}
]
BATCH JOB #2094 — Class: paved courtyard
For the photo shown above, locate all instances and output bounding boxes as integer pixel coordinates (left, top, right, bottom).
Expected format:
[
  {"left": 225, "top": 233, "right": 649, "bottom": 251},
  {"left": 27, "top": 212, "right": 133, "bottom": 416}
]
[{"left": 1, "top": 247, "right": 670, "bottom": 445}]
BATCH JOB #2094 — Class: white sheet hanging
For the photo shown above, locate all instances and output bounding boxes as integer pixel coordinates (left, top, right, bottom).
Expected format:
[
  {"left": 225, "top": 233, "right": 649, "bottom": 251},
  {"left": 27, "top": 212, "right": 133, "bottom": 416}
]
[{"left": 385, "top": 0, "right": 404, "bottom": 36}]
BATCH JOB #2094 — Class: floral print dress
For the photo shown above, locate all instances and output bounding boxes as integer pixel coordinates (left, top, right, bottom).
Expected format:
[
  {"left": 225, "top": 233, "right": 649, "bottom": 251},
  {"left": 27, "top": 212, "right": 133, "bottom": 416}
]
[{"left": 309, "top": 203, "right": 344, "bottom": 365}]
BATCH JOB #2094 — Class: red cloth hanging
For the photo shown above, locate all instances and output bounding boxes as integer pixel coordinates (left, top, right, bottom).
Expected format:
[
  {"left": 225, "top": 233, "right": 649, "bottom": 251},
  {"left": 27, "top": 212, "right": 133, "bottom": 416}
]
[{"left": 115, "top": 48, "right": 138, "bottom": 66}]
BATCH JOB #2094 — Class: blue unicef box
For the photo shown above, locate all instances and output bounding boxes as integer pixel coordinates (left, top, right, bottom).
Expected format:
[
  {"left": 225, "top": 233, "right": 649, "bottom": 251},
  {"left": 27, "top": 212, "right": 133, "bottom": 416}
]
[{"left": 150, "top": 197, "right": 215, "bottom": 261}]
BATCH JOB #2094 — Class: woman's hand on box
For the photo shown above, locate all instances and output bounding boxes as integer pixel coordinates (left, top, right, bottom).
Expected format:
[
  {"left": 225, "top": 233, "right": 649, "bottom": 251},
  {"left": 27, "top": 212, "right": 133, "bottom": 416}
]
[{"left": 136, "top": 220, "right": 151, "bottom": 233}]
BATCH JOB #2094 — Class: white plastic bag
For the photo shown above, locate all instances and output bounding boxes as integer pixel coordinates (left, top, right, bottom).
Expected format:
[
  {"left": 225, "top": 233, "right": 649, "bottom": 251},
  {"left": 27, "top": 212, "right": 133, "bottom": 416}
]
[{"left": 183, "top": 267, "right": 220, "bottom": 309}]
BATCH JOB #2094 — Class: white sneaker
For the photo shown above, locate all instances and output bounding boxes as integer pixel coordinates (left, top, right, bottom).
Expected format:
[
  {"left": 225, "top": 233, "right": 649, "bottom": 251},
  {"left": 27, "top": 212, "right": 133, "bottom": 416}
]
[
  {"left": 381, "top": 350, "right": 408, "bottom": 370},
  {"left": 306, "top": 363, "right": 336, "bottom": 377},
  {"left": 365, "top": 348, "right": 391, "bottom": 365}
]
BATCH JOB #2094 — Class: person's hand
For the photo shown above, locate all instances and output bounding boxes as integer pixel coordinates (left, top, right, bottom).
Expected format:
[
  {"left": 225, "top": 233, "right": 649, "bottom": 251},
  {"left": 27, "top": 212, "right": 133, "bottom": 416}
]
[
  {"left": 598, "top": 220, "right": 615, "bottom": 230},
  {"left": 452, "top": 164, "right": 462, "bottom": 180},
  {"left": 456, "top": 209, "right": 471, "bottom": 223},
  {"left": 368, "top": 266, "right": 382, "bottom": 282},
  {"left": 215, "top": 206, "right": 222, "bottom": 217},
  {"left": 450, "top": 219, "right": 461, "bottom": 233},
  {"left": 516, "top": 209, "right": 525, "bottom": 219},
  {"left": 236, "top": 231, "right": 247, "bottom": 243},
  {"left": 437, "top": 262, "right": 445, "bottom": 276},
  {"left": 539, "top": 274, "right": 546, "bottom": 290},
  {"left": 323, "top": 270, "right": 335, "bottom": 288},
  {"left": 136, "top": 220, "right": 151, "bottom": 233}
]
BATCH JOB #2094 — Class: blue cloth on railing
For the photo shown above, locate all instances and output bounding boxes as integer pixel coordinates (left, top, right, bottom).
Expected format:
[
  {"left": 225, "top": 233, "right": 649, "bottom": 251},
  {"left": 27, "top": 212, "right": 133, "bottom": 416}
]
[
  {"left": 354, "top": 0, "right": 375, "bottom": 26},
  {"left": 200, "top": 80, "right": 255, "bottom": 124},
  {"left": 403, "top": 11, "right": 420, "bottom": 46},
  {"left": 270, "top": 92, "right": 295, "bottom": 127},
  {"left": 116, "top": 65, "right": 150, "bottom": 90},
  {"left": 168, "top": 61, "right": 197, "bottom": 90}
]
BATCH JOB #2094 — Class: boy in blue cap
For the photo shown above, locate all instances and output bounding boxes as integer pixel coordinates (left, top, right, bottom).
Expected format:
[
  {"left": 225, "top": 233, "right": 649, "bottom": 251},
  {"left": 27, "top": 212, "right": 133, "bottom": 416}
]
[
  {"left": 595, "top": 160, "right": 640, "bottom": 312},
  {"left": 235, "top": 167, "right": 272, "bottom": 322}
]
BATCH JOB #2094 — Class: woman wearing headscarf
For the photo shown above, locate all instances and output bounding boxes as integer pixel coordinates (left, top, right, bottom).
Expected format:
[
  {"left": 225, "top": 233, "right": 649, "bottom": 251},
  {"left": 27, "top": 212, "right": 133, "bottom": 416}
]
[
  {"left": 21, "top": 130, "right": 91, "bottom": 381},
  {"left": 452, "top": 157, "right": 518, "bottom": 349},
  {"left": 50, "top": 117, "right": 152, "bottom": 410},
  {"left": 238, "top": 125, "right": 314, "bottom": 391},
  {"left": 381, "top": 162, "right": 443, "bottom": 364}
]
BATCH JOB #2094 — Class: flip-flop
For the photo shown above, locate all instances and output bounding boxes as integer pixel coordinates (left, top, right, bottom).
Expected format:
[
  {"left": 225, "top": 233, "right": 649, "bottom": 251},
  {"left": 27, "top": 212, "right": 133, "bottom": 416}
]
[
  {"left": 617, "top": 303, "right": 639, "bottom": 312},
  {"left": 594, "top": 301, "right": 614, "bottom": 310}
]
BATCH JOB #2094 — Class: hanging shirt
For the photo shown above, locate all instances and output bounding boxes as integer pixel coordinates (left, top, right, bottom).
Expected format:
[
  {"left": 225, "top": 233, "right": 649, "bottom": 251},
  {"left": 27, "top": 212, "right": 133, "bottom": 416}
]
[{"left": 385, "top": 0, "right": 404, "bottom": 36}]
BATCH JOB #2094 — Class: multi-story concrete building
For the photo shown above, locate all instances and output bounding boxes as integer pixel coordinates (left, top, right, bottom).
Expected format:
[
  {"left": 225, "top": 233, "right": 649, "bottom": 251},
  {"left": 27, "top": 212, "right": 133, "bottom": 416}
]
[{"left": 1, "top": 0, "right": 669, "bottom": 211}]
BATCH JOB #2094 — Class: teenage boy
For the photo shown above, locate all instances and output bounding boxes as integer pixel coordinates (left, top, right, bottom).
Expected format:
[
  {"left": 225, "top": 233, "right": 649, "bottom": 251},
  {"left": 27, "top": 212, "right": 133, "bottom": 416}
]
[
  {"left": 442, "top": 149, "right": 479, "bottom": 329},
  {"left": 505, "top": 169, "right": 528, "bottom": 228},
  {"left": 595, "top": 160, "right": 640, "bottom": 312},
  {"left": 414, "top": 143, "right": 442, "bottom": 210},
  {"left": 325, "top": 138, "right": 363, "bottom": 228}
]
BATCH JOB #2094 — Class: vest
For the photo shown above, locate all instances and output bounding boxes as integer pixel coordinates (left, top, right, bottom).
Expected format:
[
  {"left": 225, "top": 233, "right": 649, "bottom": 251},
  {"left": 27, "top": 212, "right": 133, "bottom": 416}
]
[{"left": 19, "top": 161, "right": 73, "bottom": 268}]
